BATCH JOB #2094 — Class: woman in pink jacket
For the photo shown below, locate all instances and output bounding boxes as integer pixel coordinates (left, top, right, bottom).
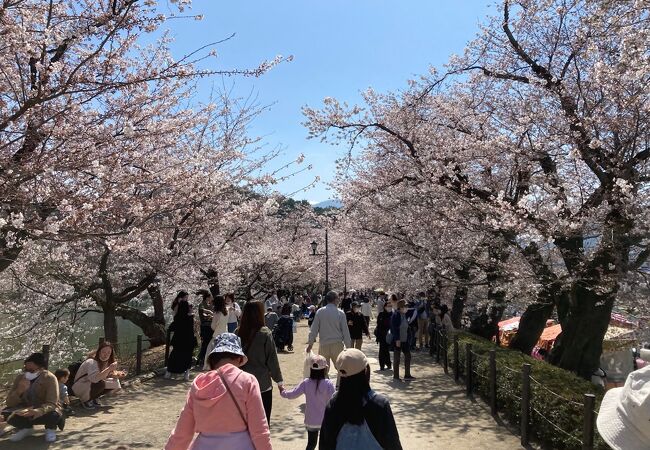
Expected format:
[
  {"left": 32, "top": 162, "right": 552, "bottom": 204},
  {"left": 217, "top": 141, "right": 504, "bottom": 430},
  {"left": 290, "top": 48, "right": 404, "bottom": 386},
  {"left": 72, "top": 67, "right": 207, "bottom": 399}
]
[{"left": 165, "top": 333, "right": 272, "bottom": 450}]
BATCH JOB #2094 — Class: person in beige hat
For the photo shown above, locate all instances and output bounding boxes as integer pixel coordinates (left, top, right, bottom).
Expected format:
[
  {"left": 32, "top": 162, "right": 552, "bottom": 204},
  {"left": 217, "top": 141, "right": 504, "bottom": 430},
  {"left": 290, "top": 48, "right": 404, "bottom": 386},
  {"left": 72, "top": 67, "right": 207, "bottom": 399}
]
[
  {"left": 319, "top": 349, "right": 402, "bottom": 449},
  {"left": 596, "top": 364, "right": 650, "bottom": 450}
]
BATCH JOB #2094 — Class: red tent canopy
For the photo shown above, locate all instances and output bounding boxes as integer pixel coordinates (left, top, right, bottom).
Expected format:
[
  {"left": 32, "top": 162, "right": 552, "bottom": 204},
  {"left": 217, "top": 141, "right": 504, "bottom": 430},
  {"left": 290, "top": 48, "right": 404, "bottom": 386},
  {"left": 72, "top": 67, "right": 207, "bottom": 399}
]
[
  {"left": 539, "top": 324, "right": 562, "bottom": 342},
  {"left": 498, "top": 317, "right": 520, "bottom": 328}
]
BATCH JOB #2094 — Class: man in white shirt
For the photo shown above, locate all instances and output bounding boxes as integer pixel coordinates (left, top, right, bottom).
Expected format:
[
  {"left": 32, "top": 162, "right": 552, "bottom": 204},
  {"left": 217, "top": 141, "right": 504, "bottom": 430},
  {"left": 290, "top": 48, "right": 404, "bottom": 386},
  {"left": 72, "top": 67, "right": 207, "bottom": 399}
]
[
  {"left": 306, "top": 291, "right": 352, "bottom": 371},
  {"left": 360, "top": 298, "right": 373, "bottom": 330}
]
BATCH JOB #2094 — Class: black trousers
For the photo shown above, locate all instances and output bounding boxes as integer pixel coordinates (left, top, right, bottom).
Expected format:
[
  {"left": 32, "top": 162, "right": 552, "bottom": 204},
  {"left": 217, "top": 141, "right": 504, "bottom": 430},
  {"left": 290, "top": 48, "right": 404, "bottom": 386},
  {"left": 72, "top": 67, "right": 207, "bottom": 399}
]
[
  {"left": 261, "top": 388, "right": 273, "bottom": 425},
  {"left": 89, "top": 381, "right": 108, "bottom": 401},
  {"left": 197, "top": 325, "right": 213, "bottom": 364},
  {"left": 306, "top": 429, "right": 319, "bottom": 450},
  {"left": 378, "top": 340, "right": 392, "bottom": 369},
  {"left": 4, "top": 410, "right": 63, "bottom": 430},
  {"left": 393, "top": 345, "right": 412, "bottom": 378}
]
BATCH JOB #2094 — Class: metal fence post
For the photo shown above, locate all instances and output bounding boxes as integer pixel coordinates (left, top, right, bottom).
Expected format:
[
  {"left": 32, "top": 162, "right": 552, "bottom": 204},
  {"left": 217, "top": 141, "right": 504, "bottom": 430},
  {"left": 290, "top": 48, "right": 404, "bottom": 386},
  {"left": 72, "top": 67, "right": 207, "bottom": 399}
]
[
  {"left": 582, "top": 394, "right": 596, "bottom": 450},
  {"left": 136, "top": 335, "right": 143, "bottom": 375},
  {"left": 453, "top": 334, "right": 460, "bottom": 382},
  {"left": 465, "top": 343, "right": 473, "bottom": 397},
  {"left": 521, "top": 364, "right": 532, "bottom": 447},
  {"left": 489, "top": 349, "right": 497, "bottom": 416},
  {"left": 443, "top": 331, "right": 449, "bottom": 374},
  {"left": 42, "top": 345, "right": 50, "bottom": 370}
]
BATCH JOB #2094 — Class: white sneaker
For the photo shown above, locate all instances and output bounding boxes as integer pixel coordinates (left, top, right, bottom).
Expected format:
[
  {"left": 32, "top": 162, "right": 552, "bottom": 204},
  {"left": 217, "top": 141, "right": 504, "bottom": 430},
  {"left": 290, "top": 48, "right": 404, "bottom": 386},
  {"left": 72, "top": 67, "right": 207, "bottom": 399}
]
[
  {"left": 183, "top": 370, "right": 190, "bottom": 381},
  {"left": 164, "top": 371, "right": 171, "bottom": 379},
  {"left": 9, "top": 428, "right": 35, "bottom": 442},
  {"left": 45, "top": 429, "right": 57, "bottom": 443}
]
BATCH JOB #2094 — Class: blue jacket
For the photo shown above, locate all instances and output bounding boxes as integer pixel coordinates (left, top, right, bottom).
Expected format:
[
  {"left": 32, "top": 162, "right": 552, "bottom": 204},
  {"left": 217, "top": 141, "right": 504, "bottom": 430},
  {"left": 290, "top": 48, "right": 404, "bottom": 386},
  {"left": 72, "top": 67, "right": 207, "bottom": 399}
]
[{"left": 390, "top": 311, "right": 416, "bottom": 345}]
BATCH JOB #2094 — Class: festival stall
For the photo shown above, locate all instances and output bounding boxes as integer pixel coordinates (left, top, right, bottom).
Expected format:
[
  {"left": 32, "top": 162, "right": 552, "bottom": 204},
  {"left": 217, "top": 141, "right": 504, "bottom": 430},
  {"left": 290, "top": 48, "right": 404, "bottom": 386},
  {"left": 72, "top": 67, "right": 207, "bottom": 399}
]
[
  {"left": 526, "top": 312, "right": 640, "bottom": 386},
  {"left": 496, "top": 317, "right": 520, "bottom": 347},
  {"left": 496, "top": 317, "right": 555, "bottom": 348}
]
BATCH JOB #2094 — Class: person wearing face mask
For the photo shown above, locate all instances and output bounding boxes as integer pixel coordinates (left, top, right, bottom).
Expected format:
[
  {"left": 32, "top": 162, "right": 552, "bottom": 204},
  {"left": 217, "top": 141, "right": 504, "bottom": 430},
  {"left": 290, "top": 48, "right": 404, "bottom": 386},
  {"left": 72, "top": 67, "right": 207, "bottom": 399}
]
[
  {"left": 72, "top": 342, "right": 124, "bottom": 410},
  {"left": 374, "top": 302, "right": 393, "bottom": 371},
  {"left": 2, "top": 352, "right": 63, "bottom": 443},
  {"left": 346, "top": 302, "right": 370, "bottom": 350},
  {"left": 164, "top": 333, "right": 272, "bottom": 450},
  {"left": 390, "top": 300, "right": 415, "bottom": 381}
]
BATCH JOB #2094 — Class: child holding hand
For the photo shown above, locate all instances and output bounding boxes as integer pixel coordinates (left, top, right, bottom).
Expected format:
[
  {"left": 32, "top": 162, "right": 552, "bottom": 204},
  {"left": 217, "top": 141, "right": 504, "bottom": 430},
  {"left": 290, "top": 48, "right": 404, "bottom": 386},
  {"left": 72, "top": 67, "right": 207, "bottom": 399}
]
[{"left": 279, "top": 355, "right": 335, "bottom": 450}]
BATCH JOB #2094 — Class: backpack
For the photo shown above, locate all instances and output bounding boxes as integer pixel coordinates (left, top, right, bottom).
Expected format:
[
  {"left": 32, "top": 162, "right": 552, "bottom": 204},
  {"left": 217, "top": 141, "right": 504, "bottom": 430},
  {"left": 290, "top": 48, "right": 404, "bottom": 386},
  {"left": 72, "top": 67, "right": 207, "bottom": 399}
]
[{"left": 336, "top": 421, "right": 382, "bottom": 450}]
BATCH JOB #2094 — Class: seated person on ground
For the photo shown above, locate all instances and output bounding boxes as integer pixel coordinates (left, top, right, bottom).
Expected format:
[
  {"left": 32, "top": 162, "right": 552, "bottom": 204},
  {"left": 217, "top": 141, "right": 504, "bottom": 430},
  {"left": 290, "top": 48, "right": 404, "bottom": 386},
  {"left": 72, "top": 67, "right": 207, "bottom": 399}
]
[
  {"left": 54, "top": 369, "right": 74, "bottom": 416},
  {"left": 2, "top": 352, "right": 64, "bottom": 443},
  {"left": 72, "top": 341, "right": 125, "bottom": 410}
]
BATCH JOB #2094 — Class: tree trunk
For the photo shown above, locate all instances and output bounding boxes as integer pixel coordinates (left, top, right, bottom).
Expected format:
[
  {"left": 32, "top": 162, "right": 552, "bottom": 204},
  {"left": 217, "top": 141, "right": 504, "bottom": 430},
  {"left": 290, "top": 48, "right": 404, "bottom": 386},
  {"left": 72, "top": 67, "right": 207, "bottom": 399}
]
[
  {"left": 116, "top": 304, "right": 167, "bottom": 347},
  {"left": 508, "top": 301, "right": 555, "bottom": 354},
  {"left": 484, "top": 245, "right": 508, "bottom": 339},
  {"left": 147, "top": 284, "right": 165, "bottom": 325},
  {"left": 102, "top": 302, "right": 119, "bottom": 344},
  {"left": 549, "top": 283, "right": 615, "bottom": 379},
  {"left": 451, "top": 268, "right": 470, "bottom": 328}
]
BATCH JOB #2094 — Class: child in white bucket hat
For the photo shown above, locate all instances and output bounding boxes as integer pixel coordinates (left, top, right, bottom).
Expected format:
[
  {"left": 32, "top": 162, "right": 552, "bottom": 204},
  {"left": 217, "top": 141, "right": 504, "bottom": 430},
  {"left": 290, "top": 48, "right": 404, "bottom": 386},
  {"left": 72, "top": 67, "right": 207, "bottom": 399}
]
[
  {"left": 596, "top": 364, "right": 650, "bottom": 450},
  {"left": 279, "top": 354, "right": 335, "bottom": 450}
]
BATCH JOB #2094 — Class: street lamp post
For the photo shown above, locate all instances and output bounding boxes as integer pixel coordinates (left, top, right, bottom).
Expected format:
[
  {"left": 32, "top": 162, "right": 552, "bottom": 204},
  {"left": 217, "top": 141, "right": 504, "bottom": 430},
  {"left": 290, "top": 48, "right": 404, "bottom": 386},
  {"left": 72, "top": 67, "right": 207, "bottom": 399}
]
[{"left": 310, "top": 228, "right": 329, "bottom": 293}]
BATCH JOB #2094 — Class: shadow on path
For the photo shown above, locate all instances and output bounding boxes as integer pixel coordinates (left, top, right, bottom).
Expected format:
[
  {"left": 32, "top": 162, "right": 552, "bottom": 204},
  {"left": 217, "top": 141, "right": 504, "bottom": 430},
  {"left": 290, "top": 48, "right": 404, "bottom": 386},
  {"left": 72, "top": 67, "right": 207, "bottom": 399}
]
[{"left": 1, "top": 323, "right": 522, "bottom": 450}]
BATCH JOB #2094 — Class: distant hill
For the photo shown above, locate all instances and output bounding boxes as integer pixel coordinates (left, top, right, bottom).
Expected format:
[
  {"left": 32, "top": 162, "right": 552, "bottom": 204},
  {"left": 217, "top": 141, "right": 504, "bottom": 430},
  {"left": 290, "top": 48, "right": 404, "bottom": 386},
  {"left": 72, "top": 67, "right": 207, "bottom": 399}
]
[{"left": 314, "top": 199, "right": 342, "bottom": 209}]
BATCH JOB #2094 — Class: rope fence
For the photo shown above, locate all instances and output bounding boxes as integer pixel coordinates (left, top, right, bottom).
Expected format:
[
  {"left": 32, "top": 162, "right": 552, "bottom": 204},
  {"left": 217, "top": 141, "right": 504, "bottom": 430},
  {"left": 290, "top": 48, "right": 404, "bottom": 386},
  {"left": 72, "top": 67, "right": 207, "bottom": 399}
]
[{"left": 432, "top": 330, "right": 598, "bottom": 450}]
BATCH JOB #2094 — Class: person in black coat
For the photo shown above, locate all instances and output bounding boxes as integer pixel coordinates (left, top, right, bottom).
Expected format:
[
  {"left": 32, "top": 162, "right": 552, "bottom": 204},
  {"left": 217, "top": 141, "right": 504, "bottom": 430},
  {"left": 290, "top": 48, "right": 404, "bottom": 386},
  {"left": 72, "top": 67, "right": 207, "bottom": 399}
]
[
  {"left": 273, "top": 303, "right": 294, "bottom": 352},
  {"left": 195, "top": 290, "right": 213, "bottom": 367},
  {"left": 374, "top": 302, "right": 393, "bottom": 371},
  {"left": 165, "top": 301, "right": 197, "bottom": 381},
  {"left": 346, "top": 302, "right": 370, "bottom": 350}
]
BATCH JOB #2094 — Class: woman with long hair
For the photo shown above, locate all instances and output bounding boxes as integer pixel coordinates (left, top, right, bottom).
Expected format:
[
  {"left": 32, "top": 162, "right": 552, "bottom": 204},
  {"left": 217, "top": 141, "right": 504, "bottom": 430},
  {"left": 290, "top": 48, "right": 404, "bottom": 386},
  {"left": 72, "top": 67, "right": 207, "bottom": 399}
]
[
  {"left": 439, "top": 304, "right": 455, "bottom": 332},
  {"left": 203, "top": 294, "right": 229, "bottom": 369},
  {"left": 196, "top": 290, "right": 214, "bottom": 367},
  {"left": 171, "top": 291, "right": 189, "bottom": 315},
  {"left": 319, "top": 349, "right": 402, "bottom": 449},
  {"left": 236, "top": 300, "right": 283, "bottom": 425},
  {"left": 72, "top": 342, "right": 124, "bottom": 410},
  {"left": 165, "top": 301, "right": 198, "bottom": 381},
  {"left": 165, "top": 333, "right": 272, "bottom": 450}
]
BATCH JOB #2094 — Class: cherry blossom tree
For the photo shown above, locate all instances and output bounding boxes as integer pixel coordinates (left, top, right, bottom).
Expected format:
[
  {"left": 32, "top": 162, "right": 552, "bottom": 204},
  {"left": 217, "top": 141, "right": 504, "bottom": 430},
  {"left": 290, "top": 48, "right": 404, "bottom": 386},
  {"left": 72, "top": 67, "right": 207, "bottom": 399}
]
[
  {"left": 0, "top": 0, "right": 288, "bottom": 273},
  {"left": 305, "top": 0, "right": 649, "bottom": 378}
]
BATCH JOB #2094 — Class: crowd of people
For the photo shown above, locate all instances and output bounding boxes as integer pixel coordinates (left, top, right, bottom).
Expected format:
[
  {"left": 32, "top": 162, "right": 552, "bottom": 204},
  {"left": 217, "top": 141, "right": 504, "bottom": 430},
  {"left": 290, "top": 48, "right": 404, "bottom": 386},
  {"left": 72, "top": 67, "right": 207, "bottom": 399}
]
[
  {"left": 0, "top": 287, "right": 454, "bottom": 447},
  {"left": 3, "top": 286, "right": 647, "bottom": 450},
  {"left": 164, "top": 288, "right": 403, "bottom": 450}
]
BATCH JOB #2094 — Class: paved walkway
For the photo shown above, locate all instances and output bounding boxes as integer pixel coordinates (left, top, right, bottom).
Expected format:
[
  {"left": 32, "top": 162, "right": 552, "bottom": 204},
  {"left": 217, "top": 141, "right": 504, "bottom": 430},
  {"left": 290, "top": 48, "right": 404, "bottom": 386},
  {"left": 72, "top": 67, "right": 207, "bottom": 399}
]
[{"left": 2, "top": 322, "right": 521, "bottom": 449}]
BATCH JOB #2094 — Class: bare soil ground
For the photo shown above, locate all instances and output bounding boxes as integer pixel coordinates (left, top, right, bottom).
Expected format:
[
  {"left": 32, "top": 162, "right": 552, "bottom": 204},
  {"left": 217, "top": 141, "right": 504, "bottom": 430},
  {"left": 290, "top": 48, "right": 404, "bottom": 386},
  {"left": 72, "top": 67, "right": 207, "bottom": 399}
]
[{"left": 1, "top": 322, "right": 522, "bottom": 449}]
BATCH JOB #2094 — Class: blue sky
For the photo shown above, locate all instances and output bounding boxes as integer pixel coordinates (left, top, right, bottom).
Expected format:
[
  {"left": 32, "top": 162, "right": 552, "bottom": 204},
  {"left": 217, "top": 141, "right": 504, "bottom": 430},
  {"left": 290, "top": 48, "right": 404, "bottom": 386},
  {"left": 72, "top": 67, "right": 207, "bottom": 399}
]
[{"left": 162, "top": 1, "right": 493, "bottom": 203}]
